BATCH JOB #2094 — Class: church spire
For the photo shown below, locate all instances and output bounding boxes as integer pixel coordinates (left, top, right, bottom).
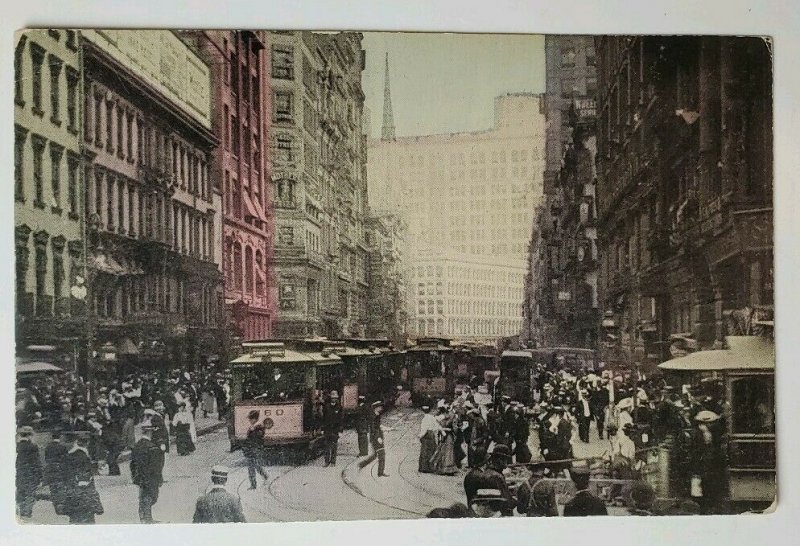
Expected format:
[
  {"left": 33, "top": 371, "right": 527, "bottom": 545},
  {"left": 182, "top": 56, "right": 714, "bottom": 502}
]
[{"left": 381, "top": 52, "right": 396, "bottom": 141}]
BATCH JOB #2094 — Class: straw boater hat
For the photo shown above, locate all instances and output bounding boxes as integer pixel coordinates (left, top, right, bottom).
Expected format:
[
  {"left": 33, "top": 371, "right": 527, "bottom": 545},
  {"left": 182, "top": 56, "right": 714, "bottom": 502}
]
[
  {"left": 372, "top": 400, "right": 383, "bottom": 408},
  {"left": 694, "top": 410, "right": 720, "bottom": 423},
  {"left": 211, "top": 465, "right": 229, "bottom": 479},
  {"left": 329, "top": 390, "right": 339, "bottom": 399}
]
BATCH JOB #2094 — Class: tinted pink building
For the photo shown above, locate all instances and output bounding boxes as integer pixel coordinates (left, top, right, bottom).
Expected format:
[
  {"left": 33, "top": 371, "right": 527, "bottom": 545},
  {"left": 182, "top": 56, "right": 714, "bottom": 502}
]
[{"left": 187, "top": 30, "right": 276, "bottom": 341}]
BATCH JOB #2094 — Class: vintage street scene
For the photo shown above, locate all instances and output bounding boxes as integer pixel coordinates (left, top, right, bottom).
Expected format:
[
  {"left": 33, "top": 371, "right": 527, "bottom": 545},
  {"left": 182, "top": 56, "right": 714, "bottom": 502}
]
[{"left": 14, "top": 30, "right": 774, "bottom": 523}]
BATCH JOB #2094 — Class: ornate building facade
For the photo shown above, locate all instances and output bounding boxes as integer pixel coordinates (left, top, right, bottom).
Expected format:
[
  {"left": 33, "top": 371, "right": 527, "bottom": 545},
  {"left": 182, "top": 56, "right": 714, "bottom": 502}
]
[
  {"left": 365, "top": 211, "right": 407, "bottom": 345},
  {"left": 81, "top": 30, "right": 224, "bottom": 367},
  {"left": 185, "top": 30, "right": 277, "bottom": 343},
  {"left": 595, "top": 37, "right": 773, "bottom": 368},
  {"left": 522, "top": 35, "right": 598, "bottom": 348},
  {"left": 267, "top": 31, "right": 370, "bottom": 338}
]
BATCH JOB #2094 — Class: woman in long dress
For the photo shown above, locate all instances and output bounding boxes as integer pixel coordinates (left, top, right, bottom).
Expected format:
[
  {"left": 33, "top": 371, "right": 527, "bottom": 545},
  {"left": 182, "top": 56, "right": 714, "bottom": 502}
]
[
  {"left": 172, "top": 402, "right": 197, "bottom": 456},
  {"left": 431, "top": 407, "right": 458, "bottom": 475},
  {"left": 418, "top": 406, "right": 441, "bottom": 473}
]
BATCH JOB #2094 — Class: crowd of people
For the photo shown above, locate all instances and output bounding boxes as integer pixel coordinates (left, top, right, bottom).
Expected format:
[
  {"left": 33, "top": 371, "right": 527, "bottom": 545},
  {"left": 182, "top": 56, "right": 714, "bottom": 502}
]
[
  {"left": 415, "top": 363, "right": 734, "bottom": 516},
  {"left": 15, "top": 367, "right": 231, "bottom": 522}
]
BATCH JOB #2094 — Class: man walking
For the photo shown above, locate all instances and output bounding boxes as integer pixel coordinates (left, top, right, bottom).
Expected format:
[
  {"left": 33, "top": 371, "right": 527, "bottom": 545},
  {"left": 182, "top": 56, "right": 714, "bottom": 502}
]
[
  {"left": 65, "top": 432, "right": 104, "bottom": 524},
  {"left": 44, "top": 430, "right": 69, "bottom": 515},
  {"left": 358, "top": 401, "right": 389, "bottom": 477},
  {"left": 322, "top": 391, "right": 343, "bottom": 466},
  {"left": 16, "top": 425, "right": 42, "bottom": 520},
  {"left": 130, "top": 425, "right": 164, "bottom": 523},
  {"left": 244, "top": 410, "right": 269, "bottom": 489},
  {"left": 356, "top": 395, "right": 370, "bottom": 457},
  {"left": 193, "top": 465, "right": 246, "bottom": 523}
]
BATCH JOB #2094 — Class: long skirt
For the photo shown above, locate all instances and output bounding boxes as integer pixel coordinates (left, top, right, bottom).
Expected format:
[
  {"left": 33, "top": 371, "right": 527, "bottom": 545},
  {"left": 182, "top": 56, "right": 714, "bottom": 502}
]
[
  {"left": 418, "top": 431, "right": 437, "bottom": 473},
  {"left": 432, "top": 432, "right": 458, "bottom": 475},
  {"left": 201, "top": 392, "right": 216, "bottom": 415},
  {"left": 174, "top": 423, "right": 195, "bottom": 456},
  {"left": 122, "top": 418, "right": 136, "bottom": 450}
]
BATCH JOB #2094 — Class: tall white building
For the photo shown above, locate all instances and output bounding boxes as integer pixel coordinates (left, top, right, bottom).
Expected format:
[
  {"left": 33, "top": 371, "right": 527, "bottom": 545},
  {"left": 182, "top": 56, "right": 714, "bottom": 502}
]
[{"left": 367, "top": 66, "right": 546, "bottom": 340}]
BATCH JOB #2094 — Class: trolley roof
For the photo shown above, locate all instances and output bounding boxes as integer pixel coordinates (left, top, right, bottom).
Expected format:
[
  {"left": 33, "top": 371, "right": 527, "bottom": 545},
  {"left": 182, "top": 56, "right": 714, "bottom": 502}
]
[
  {"left": 501, "top": 350, "right": 534, "bottom": 359},
  {"left": 658, "top": 336, "right": 774, "bottom": 372},
  {"left": 231, "top": 342, "right": 341, "bottom": 366}
]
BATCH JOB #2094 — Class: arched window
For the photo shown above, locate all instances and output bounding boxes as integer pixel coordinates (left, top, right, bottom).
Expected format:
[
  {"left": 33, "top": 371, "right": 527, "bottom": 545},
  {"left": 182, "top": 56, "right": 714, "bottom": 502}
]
[
  {"left": 244, "top": 246, "right": 253, "bottom": 294},
  {"left": 233, "top": 242, "right": 242, "bottom": 291},
  {"left": 255, "top": 250, "right": 265, "bottom": 297}
]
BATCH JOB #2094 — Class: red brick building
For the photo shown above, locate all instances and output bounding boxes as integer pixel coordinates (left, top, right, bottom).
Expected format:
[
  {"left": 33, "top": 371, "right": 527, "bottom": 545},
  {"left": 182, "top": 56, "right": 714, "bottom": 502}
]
[{"left": 186, "top": 30, "right": 276, "bottom": 341}]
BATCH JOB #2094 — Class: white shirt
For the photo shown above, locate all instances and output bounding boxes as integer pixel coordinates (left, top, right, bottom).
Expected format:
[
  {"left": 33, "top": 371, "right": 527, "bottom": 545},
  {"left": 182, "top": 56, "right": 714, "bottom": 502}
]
[{"left": 419, "top": 413, "right": 442, "bottom": 438}]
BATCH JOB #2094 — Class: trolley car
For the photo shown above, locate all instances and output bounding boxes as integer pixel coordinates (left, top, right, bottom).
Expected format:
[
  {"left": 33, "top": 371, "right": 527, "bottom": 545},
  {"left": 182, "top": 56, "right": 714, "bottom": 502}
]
[
  {"left": 404, "top": 337, "right": 455, "bottom": 405},
  {"left": 658, "top": 335, "right": 776, "bottom": 511},
  {"left": 227, "top": 340, "right": 342, "bottom": 458},
  {"left": 498, "top": 349, "right": 536, "bottom": 404}
]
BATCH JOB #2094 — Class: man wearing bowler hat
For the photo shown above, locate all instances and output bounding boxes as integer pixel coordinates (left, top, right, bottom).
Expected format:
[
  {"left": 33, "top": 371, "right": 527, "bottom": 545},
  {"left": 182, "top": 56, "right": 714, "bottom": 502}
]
[
  {"left": 358, "top": 401, "right": 389, "bottom": 476},
  {"left": 463, "top": 444, "right": 515, "bottom": 516},
  {"left": 193, "top": 465, "right": 246, "bottom": 523}
]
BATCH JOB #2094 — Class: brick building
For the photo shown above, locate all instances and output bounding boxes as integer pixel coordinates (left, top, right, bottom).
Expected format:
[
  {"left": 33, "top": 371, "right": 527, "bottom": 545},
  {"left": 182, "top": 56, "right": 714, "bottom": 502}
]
[{"left": 594, "top": 36, "right": 773, "bottom": 368}]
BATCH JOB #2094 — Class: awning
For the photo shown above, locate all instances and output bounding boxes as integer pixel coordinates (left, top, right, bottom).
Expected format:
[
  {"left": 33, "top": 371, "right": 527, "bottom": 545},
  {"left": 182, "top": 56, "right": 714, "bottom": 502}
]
[
  {"left": 16, "top": 361, "right": 64, "bottom": 374},
  {"left": 253, "top": 195, "right": 268, "bottom": 223},
  {"left": 90, "top": 252, "right": 127, "bottom": 276},
  {"left": 658, "top": 336, "right": 775, "bottom": 372},
  {"left": 243, "top": 192, "right": 268, "bottom": 224},
  {"left": 118, "top": 337, "right": 140, "bottom": 355}
]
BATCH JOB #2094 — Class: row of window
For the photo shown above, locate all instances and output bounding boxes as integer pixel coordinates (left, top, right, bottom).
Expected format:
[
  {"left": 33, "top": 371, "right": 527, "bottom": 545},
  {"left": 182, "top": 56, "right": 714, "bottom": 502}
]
[
  {"left": 15, "top": 228, "right": 79, "bottom": 319},
  {"left": 93, "top": 275, "right": 218, "bottom": 326},
  {"left": 15, "top": 36, "right": 80, "bottom": 135},
  {"left": 412, "top": 265, "right": 524, "bottom": 284},
  {"left": 14, "top": 126, "right": 80, "bottom": 217},
  {"left": 226, "top": 241, "right": 267, "bottom": 298},
  {"left": 411, "top": 318, "right": 522, "bottom": 337},
  {"left": 416, "top": 298, "right": 518, "bottom": 317},
  {"left": 90, "top": 167, "right": 215, "bottom": 262},
  {"left": 397, "top": 148, "right": 542, "bottom": 168},
  {"left": 86, "top": 83, "right": 213, "bottom": 202}
]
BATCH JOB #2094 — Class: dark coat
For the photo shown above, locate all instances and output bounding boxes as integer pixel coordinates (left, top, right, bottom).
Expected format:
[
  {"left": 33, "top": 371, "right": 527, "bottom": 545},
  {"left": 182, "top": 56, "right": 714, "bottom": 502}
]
[
  {"left": 193, "top": 486, "right": 247, "bottom": 523},
  {"left": 322, "top": 402, "right": 343, "bottom": 436},
  {"left": 369, "top": 413, "right": 384, "bottom": 449},
  {"left": 130, "top": 438, "right": 164, "bottom": 489},
  {"left": 463, "top": 465, "right": 514, "bottom": 508},
  {"left": 563, "top": 490, "right": 608, "bottom": 516},
  {"left": 243, "top": 423, "right": 266, "bottom": 458},
  {"left": 150, "top": 413, "right": 170, "bottom": 451},
  {"left": 356, "top": 403, "right": 370, "bottom": 433},
  {"left": 16, "top": 440, "right": 42, "bottom": 491},
  {"left": 44, "top": 440, "right": 69, "bottom": 485},
  {"left": 65, "top": 448, "right": 103, "bottom": 519}
]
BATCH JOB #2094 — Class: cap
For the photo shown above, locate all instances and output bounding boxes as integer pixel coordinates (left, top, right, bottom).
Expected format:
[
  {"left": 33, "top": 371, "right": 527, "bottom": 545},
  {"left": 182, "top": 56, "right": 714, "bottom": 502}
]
[
  {"left": 569, "top": 464, "right": 591, "bottom": 479},
  {"left": 141, "top": 424, "right": 155, "bottom": 432},
  {"left": 371, "top": 401, "right": 384, "bottom": 408},
  {"left": 358, "top": 395, "right": 366, "bottom": 402},
  {"left": 329, "top": 390, "right": 339, "bottom": 399},
  {"left": 248, "top": 409, "right": 260, "bottom": 420},
  {"left": 421, "top": 405, "right": 430, "bottom": 411},
  {"left": 18, "top": 425, "right": 34, "bottom": 436},
  {"left": 211, "top": 465, "right": 229, "bottom": 479}
]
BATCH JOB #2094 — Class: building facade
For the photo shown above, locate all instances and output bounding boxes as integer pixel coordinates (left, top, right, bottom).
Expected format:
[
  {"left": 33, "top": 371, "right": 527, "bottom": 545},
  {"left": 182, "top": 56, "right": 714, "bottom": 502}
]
[
  {"left": 267, "top": 32, "right": 370, "bottom": 338},
  {"left": 365, "top": 212, "right": 407, "bottom": 344},
  {"left": 15, "top": 29, "right": 86, "bottom": 367},
  {"left": 594, "top": 36, "right": 773, "bottom": 368},
  {"left": 406, "top": 252, "right": 526, "bottom": 340},
  {"left": 184, "top": 30, "right": 277, "bottom": 343},
  {"left": 368, "top": 89, "right": 546, "bottom": 342},
  {"left": 522, "top": 35, "right": 598, "bottom": 348},
  {"left": 81, "top": 30, "right": 224, "bottom": 367}
]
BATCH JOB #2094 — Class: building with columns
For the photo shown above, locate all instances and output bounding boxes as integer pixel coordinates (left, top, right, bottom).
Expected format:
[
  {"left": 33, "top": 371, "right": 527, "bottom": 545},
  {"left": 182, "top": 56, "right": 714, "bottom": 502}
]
[
  {"left": 267, "top": 31, "right": 370, "bottom": 338},
  {"left": 183, "top": 30, "right": 277, "bottom": 343},
  {"left": 80, "top": 30, "right": 224, "bottom": 367}
]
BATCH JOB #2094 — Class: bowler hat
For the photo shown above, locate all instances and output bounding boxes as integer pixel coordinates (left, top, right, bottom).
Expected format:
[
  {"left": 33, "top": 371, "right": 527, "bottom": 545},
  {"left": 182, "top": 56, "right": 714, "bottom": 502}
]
[
  {"left": 329, "top": 390, "right": 339, "bottom": 399},
  {"left": 695, "top": 410, "right": 720, "bottom": 423},
  {"left": 248, "top": 409, "right": 260, "bottom": 420},
  {"left": 491, "top": 444, "right": 512, "bottom": 461}
]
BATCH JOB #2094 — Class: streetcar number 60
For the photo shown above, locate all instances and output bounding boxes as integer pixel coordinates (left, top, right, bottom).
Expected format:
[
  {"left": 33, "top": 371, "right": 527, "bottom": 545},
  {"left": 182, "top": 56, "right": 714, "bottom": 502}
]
[{"left": 262, "top": 409, "right": 284, "bottom": 417}]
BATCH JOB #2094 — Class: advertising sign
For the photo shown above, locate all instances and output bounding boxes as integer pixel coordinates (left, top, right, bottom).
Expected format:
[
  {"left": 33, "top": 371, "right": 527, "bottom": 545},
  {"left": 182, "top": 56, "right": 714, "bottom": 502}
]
[
  {"left": 233, "top": 403, "right": 303, "bottom": 440},
  {"left": 413, "top": 377, "right": 446, "bottom": 395},
  {"left": 342, "top": 383, "right": 359, "bottom": 410},
  {"left": 83, "top": 30, "right": 212, "bottom": 129}
]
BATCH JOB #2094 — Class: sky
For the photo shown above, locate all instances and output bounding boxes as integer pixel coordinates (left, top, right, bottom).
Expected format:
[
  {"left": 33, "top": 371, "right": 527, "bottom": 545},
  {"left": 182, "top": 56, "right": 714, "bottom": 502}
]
[{"left": 362, "top": 32, "right": 545, "bottom": 139}]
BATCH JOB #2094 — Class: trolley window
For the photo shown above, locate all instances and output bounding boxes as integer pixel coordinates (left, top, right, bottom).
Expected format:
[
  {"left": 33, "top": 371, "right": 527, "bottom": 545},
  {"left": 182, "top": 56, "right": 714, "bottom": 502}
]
[
  {"left": 239, "top": 364, "right": 307, "bottom": 402},
  {"left": 730, "top": 375, "right": 775, "bottom": 435}
]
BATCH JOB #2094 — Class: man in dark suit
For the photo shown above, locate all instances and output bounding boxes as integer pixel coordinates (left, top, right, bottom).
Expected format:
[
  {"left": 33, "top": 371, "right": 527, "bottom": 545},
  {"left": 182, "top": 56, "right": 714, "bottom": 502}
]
[
  {"left": 463, "top": 444, "right": 515, "bottom": 517},
  {"left": 322, "top": 391, "right": 343, "bottom": 466},
  {"left": 65, "top": 432, "right": 104, "bottom": 524},
  {"left": 16, "top": 426, "right": 42, "bottom": 519},
  {"left": 358, "top": 401, "right": 389, "bottom": 476},
  {"left": 356, "top": 396, "right": 370, "bottom": 457},
  {"left": 151, "top": 401, "right": 170, "bottom": 454},
  {"left": 590, "top": 384, "right": 610, "bottom": 440},
  {"left": 44, "top": 430, "right": 70, "bottom": 515},
  {"left": 193, "top": 465, "right": 246, "bottom": 523},
  {"left": 244, "top": 410, "right": 269, "bottom": 489},
  {"left": 563, "top": 465, "right": 608, "bottom": 517},
  {"left": 130, "top": 425, "right": 164, "bottom": 523}
]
